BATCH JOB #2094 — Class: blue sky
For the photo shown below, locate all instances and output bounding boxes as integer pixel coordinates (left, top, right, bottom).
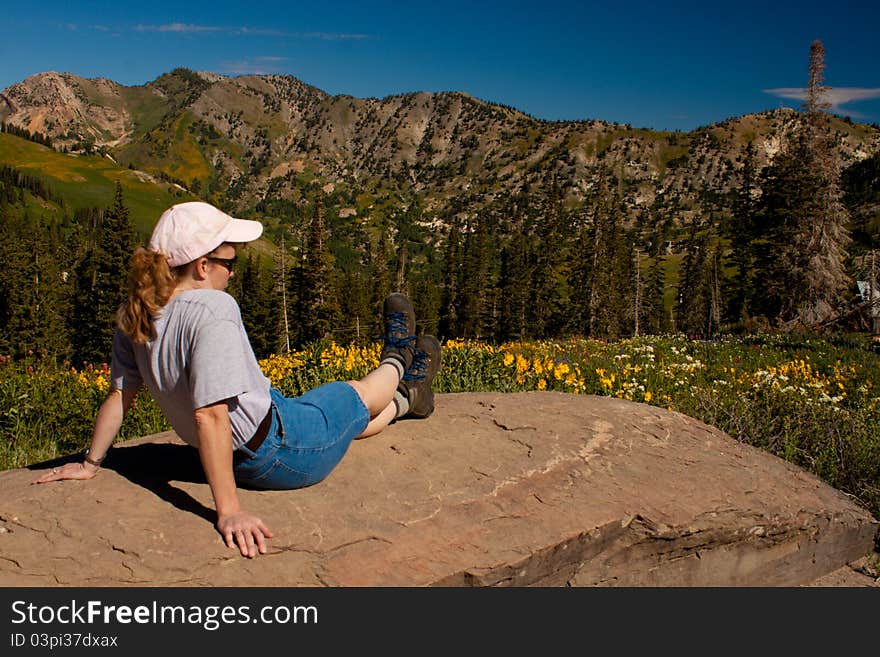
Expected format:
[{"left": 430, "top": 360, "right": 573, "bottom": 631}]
[{"left": 1, "top": 1, "right": 878, "bottom": 131}]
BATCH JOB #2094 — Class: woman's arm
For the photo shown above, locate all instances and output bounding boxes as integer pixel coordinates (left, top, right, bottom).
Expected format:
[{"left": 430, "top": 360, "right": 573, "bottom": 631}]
[
  {"left": 193, "top": 400, "right": 273, "bottom": 558},
  {"left": 33, "top": 387, "right": 138, "bottom": 483}
]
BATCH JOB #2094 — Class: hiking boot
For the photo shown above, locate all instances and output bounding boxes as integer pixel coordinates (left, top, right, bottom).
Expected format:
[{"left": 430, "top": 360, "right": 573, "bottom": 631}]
[
  {"left": 399, "top": 335, "right": 442, "bottom": 418},
  {"left": 380, "top": 293, "right": 417, "bottom": 370}
]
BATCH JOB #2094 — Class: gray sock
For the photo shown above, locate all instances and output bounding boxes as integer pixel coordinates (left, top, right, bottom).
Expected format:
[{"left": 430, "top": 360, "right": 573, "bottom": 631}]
[
  {"left": 394, "top": 389, "right": 410, "bottom": 419},
  {"left": 381, "top": 357, "right": 405, "bottom": 379}
]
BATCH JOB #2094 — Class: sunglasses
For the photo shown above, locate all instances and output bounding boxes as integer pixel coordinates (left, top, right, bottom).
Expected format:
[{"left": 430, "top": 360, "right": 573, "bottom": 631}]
[{"left": 205, "top": 256, "right": 237, "bottom": 273}]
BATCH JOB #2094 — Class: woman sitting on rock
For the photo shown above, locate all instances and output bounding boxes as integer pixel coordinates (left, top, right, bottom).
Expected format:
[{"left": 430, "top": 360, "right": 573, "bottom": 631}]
[{"left": 34, "top": 201, "right": 441, "bottom": 559}]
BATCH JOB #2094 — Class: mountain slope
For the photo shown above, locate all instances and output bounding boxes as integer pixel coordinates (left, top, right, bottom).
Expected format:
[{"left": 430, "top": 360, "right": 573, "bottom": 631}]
[
  {"left": 3, "top": 69, "right": 880, "bottom": 225},
  {"left": 0, "top": 131, "right": 192, "bottom": 234}
]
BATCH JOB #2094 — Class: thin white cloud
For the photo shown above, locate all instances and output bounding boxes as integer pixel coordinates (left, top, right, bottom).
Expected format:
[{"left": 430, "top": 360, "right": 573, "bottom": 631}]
[
  {"left": 235, "top": 27, "right": 286, "bottom": 36},
  {"left": 126, "top": 24, "right": 369, "bottom": 40},
  {"left": 765, "top": 86, "right": 880, "bottom": 118},
  {"left": 135, "top": 23, "right": 224, "bottom": 33},
  {"left": 301, "top": 32, "right": 370, "bottom": 41},
  {"left": 220, "top": 57, "right": 289, "bottom": 75}
]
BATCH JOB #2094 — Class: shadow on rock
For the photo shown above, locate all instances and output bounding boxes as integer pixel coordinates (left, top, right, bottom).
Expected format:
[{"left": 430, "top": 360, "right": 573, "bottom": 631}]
[{"left": 28, "top": 443, "right": 215, "bottom": 524}]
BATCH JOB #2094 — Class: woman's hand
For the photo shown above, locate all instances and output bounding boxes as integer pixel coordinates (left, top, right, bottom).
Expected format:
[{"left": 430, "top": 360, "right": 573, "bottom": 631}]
[
  {"left": 217, "top": 511, "right": 273, "bottom": 558},
  {"left": 32, "top": 462, "right": 99, "bottom": 484}
]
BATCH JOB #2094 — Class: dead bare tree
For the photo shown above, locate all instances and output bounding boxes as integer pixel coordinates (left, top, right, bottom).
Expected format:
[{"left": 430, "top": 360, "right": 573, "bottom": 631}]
[{"left": 798, "top": 40, "right": 852, "bottom": 326}]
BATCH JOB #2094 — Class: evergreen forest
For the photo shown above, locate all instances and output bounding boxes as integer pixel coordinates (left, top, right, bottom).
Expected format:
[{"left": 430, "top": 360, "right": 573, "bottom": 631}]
[{"left": 1, "top": 43, "right": 879, "bottom": 366}]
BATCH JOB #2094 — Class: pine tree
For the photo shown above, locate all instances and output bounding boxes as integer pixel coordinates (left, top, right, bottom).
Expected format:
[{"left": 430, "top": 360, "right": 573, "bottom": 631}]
[
  {"left": 579, "top": 173, "right": 634, "bottom": 338},
  {"left": 324, "top": 206, "right": 374, "bottom": 345},
  {"left": 498, "top": 210, "right": 531, "bottom": 340},
  {"left": 604, "top": 217, "right": 636, "bottom": 339},
  {"left": 337, "top": 262, "right": 371, "bottom": 343},
  {"left": 752, "top": 154, "right": 819, "bottom": 321},
  {"left": 530, "top": 179, "right": 572, "bottom": 337},
  {"left": 391, "top": 200, "right": 424, "bottom": 298},
  {"left": 295, "top": 197, "right": 339, "bottom": 344},
  {"left": 752, "top": 40, "right": 852, "bottom": 327},
  {"left": 841, "top": 151, "right": 880, "bottom": 253},
  {"left": 587, "top": 178, "right": 614, "bottom": 336},
  {"left": 71, "top": 183, "right": 136, "bottom": 365},
  {"left": 570, "top": 212, "right": 593, "bottom": 336},
  {"left": 725, "top": 141, "right": 758, "bottom": 324},
  {"left": 677, "top": 218, "right": 714, "bottom": 336},
  {"left": 384, "top": 198, "right": 440, "bottom": 336},
  {"left": 410, "top": 275, "right": 442, "bottom": 338},
  {"left": 439, "top": 216, "right": 462, "bottom": 339},
  {"left": 0, "top": 212, "right": 71, "bottom": 358},
  {"left": 455, "top": 211, "right": 501, "bottom": 339},
  {"left": 410, "top": 230, "right": 443, "bottom": 338},
  {"left": 633, "top": 246, "right": 645, "bottom": 336},
  {"left": 369, "top": 218, "right": 393, "bottom": 336},
  {"left": 28, "top": 219, "right": 72, "bottom": 357},
  {"left": 642, "top": 254, "right": 668, "bottom": 335},
  {"left": 235, "top": 254, "right": 283, "bottom": 359}
]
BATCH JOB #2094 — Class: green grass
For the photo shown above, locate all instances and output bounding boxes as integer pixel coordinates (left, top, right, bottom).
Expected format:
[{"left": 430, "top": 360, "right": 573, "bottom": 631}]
[
  {"left": 0, "top": 133, "right": 193, "bottom": 235},
  {"left": 656, "top": 143, "right": 691, "bottom": 174},
  {"left": 119, "top": 86, "right": 171, "bottom": 138},
  {"left": 588, "top": 130, "right": 624, "bottom": 157},
  {"left": 167, "top": 112, "right": 213, "bottom": 184},
  {"left": 659, "top": 253, "right": 683, "bottom": 312}
]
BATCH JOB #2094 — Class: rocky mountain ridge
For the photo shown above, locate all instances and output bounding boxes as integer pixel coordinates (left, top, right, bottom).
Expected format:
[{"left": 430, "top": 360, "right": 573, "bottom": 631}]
[{"left": 3, "top": 69, "right": 879, "bottom": 223}]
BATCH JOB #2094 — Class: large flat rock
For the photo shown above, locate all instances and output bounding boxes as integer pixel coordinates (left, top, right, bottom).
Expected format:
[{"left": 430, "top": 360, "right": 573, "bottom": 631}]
[{"left": 0, "top": 392, "right": 876, "bottom": 586}]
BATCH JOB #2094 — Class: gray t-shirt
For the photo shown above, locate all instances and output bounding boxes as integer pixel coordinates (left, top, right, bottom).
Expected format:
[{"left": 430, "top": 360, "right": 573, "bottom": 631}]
[{"left": 111, "top": 289, "right": 271, "bottom": 450}]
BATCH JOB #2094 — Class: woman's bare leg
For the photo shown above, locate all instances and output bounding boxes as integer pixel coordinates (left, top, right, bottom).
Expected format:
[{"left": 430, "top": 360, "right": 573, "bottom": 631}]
[
  {"left": 355, "top": 401, "right": 397, "bottom": 439},
  {"left": 346, "top": 362, "right": 400, "bottom": 417}
]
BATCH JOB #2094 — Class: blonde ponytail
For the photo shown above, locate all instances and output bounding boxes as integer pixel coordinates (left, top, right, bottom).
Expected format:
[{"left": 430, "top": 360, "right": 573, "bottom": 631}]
[{"left": 116, "top": 248, "right": 179, "bottom": 343}]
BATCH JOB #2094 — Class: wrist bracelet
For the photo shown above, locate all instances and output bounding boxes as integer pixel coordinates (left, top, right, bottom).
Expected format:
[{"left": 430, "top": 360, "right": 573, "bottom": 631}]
[{"left": 84, "top": 449, "right": 106, "bottom": 467}]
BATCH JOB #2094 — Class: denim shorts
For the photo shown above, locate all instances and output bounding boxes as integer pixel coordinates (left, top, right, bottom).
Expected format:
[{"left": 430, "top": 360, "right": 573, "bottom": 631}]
[{"left": 232, "top": 382, "right": 370, "bottom": 490}]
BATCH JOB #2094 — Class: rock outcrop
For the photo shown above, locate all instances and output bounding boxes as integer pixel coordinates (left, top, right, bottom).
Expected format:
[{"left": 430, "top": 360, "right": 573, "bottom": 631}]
[{"left": 0, "top": 392, "right": 876, "bottom": 586}]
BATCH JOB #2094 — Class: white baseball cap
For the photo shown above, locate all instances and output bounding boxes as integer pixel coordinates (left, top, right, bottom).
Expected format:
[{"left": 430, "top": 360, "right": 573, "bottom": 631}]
[{"left": 148, "top": 202, "right": 264, "bottom": 267}]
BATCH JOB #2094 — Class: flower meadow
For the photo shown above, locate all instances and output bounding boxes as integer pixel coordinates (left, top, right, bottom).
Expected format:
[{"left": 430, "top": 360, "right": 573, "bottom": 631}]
[{"left": 2, "top": 334, "right": 878, "bottom": 518}]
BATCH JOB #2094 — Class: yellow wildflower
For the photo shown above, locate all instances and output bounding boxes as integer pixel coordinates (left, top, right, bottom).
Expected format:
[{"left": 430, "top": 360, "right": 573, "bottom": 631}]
[{"left": 553, "top": 363, "right": 570, "bottom": 380}]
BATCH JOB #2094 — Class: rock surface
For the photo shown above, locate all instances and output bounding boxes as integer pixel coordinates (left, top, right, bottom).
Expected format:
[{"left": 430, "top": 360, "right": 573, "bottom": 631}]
[{"left": 0, "top": 392, "right": 876, "bottom": 586}]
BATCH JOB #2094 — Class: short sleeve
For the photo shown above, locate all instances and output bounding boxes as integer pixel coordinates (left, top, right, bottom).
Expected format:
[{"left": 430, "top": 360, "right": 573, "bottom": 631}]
[
  {"left": 189, "top": 319, "right": 249, "bottom": 409},
  {"left": 110, "top": 328, "right": 143, "bottom": 390}
]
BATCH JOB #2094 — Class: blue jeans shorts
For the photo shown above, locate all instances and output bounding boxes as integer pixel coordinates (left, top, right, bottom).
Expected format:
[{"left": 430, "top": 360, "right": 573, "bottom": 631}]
[{"left": 232, "top": 382, "right": 370, "bottom": 490}]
